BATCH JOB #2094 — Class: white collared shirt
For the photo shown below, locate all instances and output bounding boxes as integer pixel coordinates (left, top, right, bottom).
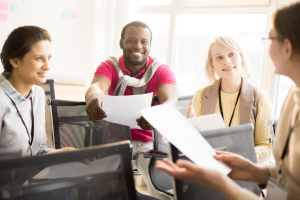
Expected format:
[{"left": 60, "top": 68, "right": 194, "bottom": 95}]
[{"left": 0, "top": 73, "right": 53, "bottom": 159}]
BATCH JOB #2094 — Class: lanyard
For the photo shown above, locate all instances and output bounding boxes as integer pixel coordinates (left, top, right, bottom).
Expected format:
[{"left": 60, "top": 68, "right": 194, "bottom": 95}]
[
  {"left": 278, "top": 110, "right": 299, "bottom": 178},
  {"left": 218, "top": 81, "right": 241, "bottom": 127},
  {"left": 5, "top": 92, "right": 34, "bottom": 156}
]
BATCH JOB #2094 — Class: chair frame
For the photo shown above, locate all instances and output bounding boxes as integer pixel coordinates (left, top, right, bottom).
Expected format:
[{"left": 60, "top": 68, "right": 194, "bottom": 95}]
[
  {"left": 0, "top": 141, "right": 137, "bottom": 200},
  {"left": 39, "top": 79, "right": 55, "bottom": 99}
]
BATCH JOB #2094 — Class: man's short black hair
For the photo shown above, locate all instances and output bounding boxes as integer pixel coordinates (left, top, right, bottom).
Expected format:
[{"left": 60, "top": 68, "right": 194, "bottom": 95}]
[{"left": 121, "top": 21, "right": 152, "bottom": 42}]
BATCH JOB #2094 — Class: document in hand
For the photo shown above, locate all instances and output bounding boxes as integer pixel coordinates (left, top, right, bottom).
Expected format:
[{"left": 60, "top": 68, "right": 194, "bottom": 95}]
[
  {"left": 102, "top": 93, "right": 153, "bottom": 129},
  {"left": 187, "top": 113, "right": 226, "bottom": 131},
  {"left": 141, "top": 104, "right": 231, "bottom": 175}
]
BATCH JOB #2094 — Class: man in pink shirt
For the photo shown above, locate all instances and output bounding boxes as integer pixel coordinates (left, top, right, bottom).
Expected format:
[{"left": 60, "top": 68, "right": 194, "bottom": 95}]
[{"left": 85, "top": 21, "right": 178, "bottom": 199}]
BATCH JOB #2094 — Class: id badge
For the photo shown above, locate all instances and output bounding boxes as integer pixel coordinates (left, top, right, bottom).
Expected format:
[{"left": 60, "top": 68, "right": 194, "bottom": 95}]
[{"left": 265, "top": 178, "right": 288, "bottom": 200}]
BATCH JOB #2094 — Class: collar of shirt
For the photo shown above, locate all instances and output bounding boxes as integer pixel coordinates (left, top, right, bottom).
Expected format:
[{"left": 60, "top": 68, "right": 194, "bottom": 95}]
[
  {"left": 0, "top": 72, "right": 35, "bottom": 104},
  {"left": 118, "top": 55, "right": 154, "bottom": 77}
]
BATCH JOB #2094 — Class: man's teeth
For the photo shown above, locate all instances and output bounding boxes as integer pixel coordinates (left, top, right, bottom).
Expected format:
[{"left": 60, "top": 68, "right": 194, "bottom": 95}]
[{"left": 132, "top": 52, "right": 142, "bottom": 55}]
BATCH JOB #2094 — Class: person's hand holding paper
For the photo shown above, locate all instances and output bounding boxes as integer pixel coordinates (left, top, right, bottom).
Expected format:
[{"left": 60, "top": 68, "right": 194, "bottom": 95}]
[
  {"left": 136, "top": 116, "right": 154, "bottom": 130},
  {"left": 102, "top": 93, "right": 153, "bottom": 129},
  {"left": 140, "top": 104, "right": 231, "bottom": 175}
]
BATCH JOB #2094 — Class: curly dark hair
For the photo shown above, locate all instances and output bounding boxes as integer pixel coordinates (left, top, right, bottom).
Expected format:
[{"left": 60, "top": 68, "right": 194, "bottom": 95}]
[{"left": 121, "top": 21, "right": 152, "bottom": 42}]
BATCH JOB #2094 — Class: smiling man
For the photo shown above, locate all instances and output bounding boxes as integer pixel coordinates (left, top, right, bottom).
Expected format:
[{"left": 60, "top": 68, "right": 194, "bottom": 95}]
[{"left": 85, "top": 21, "right": 178, "bottom": 198}]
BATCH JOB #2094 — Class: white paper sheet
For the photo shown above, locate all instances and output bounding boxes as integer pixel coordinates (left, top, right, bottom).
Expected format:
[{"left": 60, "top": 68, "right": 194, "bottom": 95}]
[
  {"left": 23, "top": 0, "right": 43, "bottom": 6},
  {"left": 187, "top": 113, "right": 226, "bottom": 131},
  {"left": 102, "top": 93, "right": 153, "bottom": 129},
  {"left": 141, "top": 104, "right": 231, "bottom": 175},
  {"left": 33, "top": 155, "right": 121, "bottom": 180}
]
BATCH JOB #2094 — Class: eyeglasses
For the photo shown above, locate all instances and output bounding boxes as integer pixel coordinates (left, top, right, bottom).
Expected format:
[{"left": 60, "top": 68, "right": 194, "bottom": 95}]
[{"left": 261, "top": 36, "right": 285, "bottom": 49}]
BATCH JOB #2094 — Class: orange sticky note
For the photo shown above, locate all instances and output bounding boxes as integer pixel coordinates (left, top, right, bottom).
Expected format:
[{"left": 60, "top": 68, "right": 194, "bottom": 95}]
[
  {"left": 0, "top": 2, "right": 9, "bottom": 10},
  {"left": 71, "top": 12, "right": 77, "bottom": 19},
  {"left": 0, "top": 13, "right": 7, "bottom": 22}
]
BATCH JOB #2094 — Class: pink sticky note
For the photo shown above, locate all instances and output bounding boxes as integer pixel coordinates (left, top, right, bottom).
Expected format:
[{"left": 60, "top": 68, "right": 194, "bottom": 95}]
[
  {"left": 0, "top": 13, "right": 7, "bottom": 22},
  {"left": 71, "top": 12, "right": 77, "bottom": 19},
  {"left": 0, "top": 2, "right": 9, "bottom": 10}
]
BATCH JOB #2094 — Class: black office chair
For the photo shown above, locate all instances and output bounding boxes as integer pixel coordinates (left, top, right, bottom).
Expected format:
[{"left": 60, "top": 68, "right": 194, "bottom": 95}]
[
  {"left": 48, "top": 99, "right": 132, "bottom": 149},
  {"left": 37, "top": 79, "right": 55, "bottom": 99},
  {"left": 133, "top": 97, "right": 174, "bottom": 199},
  {"left": 0, "top": 141, "right": 137, "bottom": 200},
  {"left": 37, "top": 79, "right": 56, "bottom": 148},
  {"left": 171, "top": 124, "right": 260, "bottom": 200},
  {"left": 48, "top": 99, "right": 158, "bottom": 200}
]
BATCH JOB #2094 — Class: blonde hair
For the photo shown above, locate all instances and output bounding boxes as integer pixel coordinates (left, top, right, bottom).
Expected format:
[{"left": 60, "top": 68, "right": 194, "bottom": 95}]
[{"left": 204, "top": 36, "right": 251, "bottom": 84}]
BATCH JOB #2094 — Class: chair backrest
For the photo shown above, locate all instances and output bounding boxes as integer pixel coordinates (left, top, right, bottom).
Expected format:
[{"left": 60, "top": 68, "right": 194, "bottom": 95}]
[
  {"left": 175, "top": 95, "right": 193, "bottom": 117},
  {"left": 172, "top": 124, "right": 260, "bottom": 200},
  {"left": 37, "top": 79, "right": 55, "bottom": 148},
  {"left": 48, "top": 99, "right": 131, "bottom": 149},
  {"left": 0, "top": 141, "right": 137, "bottom": 200},
  {"left": 38, "top": 79, "right": 56, "bottom": 99}
]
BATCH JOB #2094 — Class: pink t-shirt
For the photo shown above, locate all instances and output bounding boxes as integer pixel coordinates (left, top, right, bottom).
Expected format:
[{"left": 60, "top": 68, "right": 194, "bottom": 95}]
[{"left": 94, "top": 55, "right": 177, "bottom": 142}]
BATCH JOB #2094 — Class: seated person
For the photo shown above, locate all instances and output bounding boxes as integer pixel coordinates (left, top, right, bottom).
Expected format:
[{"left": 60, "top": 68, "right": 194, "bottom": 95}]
[
  {"left": 0, "top": 26, "right": 74, "bottom": 199},
  {"left": 157, "top": 2, "right": 300, "bottom": 199},
  {"left": 187, "top": 36, "right": 274, "bottom": 163},
  {"left": 85, "top": 21, "right": 178, "bottom": 198}
]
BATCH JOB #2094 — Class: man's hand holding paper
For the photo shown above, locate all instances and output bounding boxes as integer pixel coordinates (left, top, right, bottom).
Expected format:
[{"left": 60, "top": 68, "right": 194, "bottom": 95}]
[{"left": 102, "top": 93, "right": 153, "bottom": 129}]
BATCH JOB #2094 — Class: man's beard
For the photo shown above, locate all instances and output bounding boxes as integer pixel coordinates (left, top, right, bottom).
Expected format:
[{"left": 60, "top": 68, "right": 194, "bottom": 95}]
[{"left": 123, "top": 53, "right": 147, "bottom": 66}]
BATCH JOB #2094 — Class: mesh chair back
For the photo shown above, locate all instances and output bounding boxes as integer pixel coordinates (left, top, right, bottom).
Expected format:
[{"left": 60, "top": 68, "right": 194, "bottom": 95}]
[
  {"left": 172, "top": 124, "right": 260, "bottom": 200},
  {"left": 176, "top": 95, "right": 193, "bottom": 117},
  {"left": 49, "top": 100, "right": 131, "bottom": 149},
  {"left": 37, "top": 79, "right": 55, "bottom": 148},
  {"left": 0, "top": 141, "right": 137, "bottom": 200}
]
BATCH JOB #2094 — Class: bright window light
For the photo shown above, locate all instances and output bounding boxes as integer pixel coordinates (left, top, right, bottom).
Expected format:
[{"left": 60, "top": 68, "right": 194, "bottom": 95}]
[
  {"left": 129, "top": 0, "right": 172, "bottom": 6},
  {"left": 175, "top": 13, "right": 267, "bottom": 95}
]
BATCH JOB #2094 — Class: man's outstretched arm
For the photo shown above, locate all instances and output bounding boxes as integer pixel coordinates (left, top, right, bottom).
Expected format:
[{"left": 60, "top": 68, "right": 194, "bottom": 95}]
[
  {"left": 137, "top": 84, "right": 179, "bottom": 129},
  {"left": 157, "top": 84, "right": 178, "bottom": 106},
  {"left": 85, "top": 75, "right": 111, "bottom": 122}
]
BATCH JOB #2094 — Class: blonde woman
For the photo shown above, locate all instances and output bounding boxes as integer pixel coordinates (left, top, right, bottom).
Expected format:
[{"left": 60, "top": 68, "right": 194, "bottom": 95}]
[{"left": 187, "top": 36, "right": 274, "bottom": 163}]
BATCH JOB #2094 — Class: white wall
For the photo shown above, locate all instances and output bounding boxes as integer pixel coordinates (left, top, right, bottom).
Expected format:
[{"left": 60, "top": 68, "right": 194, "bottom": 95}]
[{"left": 0, "top": 0, "right": 129, "bottom": 82}]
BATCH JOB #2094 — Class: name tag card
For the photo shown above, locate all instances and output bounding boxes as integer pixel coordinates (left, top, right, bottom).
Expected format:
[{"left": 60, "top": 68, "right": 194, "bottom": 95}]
[{"left": 265, "top": 178, "right": 288, "bottom": 200}]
